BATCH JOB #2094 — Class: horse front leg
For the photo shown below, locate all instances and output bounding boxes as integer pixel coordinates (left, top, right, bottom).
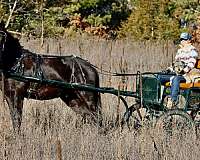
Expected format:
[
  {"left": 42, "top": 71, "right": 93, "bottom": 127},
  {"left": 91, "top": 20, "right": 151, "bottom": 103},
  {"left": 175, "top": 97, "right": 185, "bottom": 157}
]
[{"left": 5, "top": 92, "right": 24, "bottom": 133}]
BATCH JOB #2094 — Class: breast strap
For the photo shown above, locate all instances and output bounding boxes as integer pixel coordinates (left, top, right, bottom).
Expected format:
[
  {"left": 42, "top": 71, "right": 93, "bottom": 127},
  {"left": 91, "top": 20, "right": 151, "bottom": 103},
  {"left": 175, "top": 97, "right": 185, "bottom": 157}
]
[{"left": 11, "top": 53, "right": 44, "bottom": 80}]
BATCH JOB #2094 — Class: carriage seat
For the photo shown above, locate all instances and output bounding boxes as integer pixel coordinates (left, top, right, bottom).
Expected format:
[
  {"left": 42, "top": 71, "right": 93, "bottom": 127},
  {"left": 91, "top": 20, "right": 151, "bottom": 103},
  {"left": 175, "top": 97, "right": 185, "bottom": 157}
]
[
  {"left": 164, "top": 59, "right": 200, "bottom": 89},
  {"left": 196, "top": 58, "right": 200, "bottom": 69},
  {"left": 165, "top": 81, "right": 200, "bottom": 89}
]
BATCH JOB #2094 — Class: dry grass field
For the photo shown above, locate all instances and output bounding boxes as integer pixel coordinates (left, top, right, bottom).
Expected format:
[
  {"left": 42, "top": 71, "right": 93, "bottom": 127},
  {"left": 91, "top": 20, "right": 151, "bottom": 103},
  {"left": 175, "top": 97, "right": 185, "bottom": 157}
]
[{"left": 0, "top": 37, "right": 199, "bottom": 160}]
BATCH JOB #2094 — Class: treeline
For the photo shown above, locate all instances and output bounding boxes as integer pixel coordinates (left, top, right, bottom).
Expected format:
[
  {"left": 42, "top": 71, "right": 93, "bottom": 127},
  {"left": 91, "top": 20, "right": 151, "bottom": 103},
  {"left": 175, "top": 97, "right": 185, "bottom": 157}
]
[
  {"left": 1, "top": 0, "right": 200, "bottom": 40},
  {"left": 120, "top": 0, "right": 200, "bottom": 40}
]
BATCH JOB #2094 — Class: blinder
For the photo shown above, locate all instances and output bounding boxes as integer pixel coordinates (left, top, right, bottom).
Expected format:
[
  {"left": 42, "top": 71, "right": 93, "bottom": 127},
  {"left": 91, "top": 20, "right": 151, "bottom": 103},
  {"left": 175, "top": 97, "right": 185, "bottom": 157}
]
[{"left": 0, "top": 31, "right": 7, "bottom": 52}]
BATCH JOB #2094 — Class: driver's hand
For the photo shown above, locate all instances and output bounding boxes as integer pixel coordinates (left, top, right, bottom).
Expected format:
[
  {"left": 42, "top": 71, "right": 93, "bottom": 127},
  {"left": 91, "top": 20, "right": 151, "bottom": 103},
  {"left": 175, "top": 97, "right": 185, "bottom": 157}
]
[
  {"left": 161, "top": 67, "right": 173, "bottom": 74},
  {"left": 166, "top": 67, "right": 173, "bottom": 72}
]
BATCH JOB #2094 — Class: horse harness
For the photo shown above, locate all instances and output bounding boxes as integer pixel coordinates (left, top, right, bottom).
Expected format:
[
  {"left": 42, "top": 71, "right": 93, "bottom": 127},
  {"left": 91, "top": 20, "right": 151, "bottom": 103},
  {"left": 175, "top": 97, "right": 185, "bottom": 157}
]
[
  {"left": 70, "top": 56, "right": 87, "bottom": 84},
  {"left": 9, "top": 53, "right": 87, "bottom": 94},
  {"left": 10, "top": 52, "right": 43, "bottom": 95},
  {"left": 11, "top": 52, "right": 43, "bottom": 79}
]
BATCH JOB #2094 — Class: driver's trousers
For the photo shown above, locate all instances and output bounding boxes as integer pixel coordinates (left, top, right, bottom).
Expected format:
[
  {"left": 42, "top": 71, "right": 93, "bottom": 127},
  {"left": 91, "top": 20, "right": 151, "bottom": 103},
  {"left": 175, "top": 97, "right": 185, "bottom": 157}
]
[{"left": 157, "top": 74, "right": 185, "bottom": 102}]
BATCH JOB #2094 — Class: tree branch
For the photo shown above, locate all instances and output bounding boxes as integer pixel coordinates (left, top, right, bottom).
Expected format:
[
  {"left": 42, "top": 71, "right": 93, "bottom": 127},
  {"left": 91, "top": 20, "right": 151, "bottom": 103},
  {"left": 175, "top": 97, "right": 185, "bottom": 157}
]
[
  {"left": 5, "top": 0, "right": 18, "bottom": 28},
  {"left": 7, "top": 30, "right": 24, "bottom": 36}
]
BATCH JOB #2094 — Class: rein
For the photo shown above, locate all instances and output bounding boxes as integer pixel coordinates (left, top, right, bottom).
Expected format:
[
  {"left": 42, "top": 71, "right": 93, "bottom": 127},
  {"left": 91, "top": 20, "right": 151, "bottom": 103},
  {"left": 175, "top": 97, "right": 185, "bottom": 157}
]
[
  {"left": 89, "top": 63, "right": 130, "bottom": 76},
  {"left": 90, "top": 63, "right": 176, "bottom": 77},
  {"left": 89, "top": 63, "right": 143, "bottom": 76}
]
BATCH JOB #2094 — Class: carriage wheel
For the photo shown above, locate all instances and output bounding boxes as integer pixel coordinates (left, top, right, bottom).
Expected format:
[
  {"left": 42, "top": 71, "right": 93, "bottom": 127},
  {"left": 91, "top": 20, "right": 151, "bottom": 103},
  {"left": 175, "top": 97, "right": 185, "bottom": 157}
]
[
  {"left": 155, "top": 109, "right": 195, "bottom": 137},
  {"left": 153, "top": 109, "right": 196, "bottom": 154},
  {"left": 190, "top": 104, "right": 200, "bottom": 135},
  {"left": 122, "top": 104, "right": 154, "bottom": 130},
  {"left": 122, "top": 104, "right": 139, "bottom": 129}
]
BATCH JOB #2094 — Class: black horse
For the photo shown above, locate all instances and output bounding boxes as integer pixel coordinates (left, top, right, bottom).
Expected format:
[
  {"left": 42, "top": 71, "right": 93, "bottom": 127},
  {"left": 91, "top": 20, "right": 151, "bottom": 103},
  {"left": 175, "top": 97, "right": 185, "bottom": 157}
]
[{"left": 0, "top": 23, "right": 102, "bottom": 132}]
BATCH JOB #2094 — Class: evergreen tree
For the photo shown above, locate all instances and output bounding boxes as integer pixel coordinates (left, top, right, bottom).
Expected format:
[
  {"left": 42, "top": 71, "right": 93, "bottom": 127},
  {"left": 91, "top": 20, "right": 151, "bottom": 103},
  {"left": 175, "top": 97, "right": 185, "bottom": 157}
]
[{"left": 119, "top": 0, "right": 179, "bottom": 40}]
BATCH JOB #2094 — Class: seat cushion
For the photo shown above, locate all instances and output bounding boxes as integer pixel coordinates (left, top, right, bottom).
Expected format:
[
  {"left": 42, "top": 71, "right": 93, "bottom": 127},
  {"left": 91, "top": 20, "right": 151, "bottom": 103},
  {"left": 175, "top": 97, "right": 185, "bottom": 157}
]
[{"left": 165, "top": 81, "right": 200, "bottom": 89}]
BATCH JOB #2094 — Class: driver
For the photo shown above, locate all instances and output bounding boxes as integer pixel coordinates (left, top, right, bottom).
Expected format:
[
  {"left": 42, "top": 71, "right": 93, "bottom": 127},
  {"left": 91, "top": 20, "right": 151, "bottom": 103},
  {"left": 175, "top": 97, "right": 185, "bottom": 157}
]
[{"left": 167, "top": 32, "right": 198, "bottom": 108}]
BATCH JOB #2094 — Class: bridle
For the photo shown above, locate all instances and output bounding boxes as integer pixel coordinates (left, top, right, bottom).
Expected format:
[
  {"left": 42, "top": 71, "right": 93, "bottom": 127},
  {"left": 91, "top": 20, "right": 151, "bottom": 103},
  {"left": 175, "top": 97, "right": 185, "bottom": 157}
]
[{"left": 0, "top": 31, "right": 7, "bottom": 52}]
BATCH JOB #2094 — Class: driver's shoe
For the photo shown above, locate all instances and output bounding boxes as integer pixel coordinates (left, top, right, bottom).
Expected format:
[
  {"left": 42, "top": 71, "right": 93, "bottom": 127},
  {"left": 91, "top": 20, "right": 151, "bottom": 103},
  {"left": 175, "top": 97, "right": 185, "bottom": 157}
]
[{"left": 166, "top": 97, "right": 177, "bottom": 109}]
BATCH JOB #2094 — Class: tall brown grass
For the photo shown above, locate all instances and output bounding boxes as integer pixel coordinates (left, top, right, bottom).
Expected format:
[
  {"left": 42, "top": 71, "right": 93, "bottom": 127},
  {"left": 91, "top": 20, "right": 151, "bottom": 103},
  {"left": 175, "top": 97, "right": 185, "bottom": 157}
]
[{"left": 0, "top": 37, "right": 199, "bottom": 160}]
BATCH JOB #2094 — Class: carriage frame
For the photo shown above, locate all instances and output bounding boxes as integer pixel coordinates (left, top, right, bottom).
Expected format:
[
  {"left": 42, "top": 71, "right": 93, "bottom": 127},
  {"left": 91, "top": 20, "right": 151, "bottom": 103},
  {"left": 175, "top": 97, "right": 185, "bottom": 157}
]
[{"left": 5, "top": 69, "right": 200, "bottom": 130}]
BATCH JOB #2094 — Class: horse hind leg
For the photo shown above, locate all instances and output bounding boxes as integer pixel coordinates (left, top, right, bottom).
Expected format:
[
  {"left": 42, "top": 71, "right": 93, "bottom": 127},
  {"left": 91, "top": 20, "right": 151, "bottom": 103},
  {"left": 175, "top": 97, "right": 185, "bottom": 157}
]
[{"left": 60, "top": 93, "right": 101, "bottom": 126}]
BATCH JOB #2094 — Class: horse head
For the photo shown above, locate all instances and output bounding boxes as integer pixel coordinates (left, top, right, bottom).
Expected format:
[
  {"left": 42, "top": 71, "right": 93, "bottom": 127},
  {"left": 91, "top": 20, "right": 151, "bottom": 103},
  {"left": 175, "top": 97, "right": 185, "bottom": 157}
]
[{"left": 0, "top": 22, "right": 22, "bottom": 70}]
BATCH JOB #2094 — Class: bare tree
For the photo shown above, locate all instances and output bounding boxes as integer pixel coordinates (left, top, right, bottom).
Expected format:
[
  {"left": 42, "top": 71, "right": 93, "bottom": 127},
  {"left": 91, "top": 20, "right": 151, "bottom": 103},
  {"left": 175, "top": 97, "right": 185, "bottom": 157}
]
[{"left": 5, "top": 0, "right": 19, "bottom": 28}]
